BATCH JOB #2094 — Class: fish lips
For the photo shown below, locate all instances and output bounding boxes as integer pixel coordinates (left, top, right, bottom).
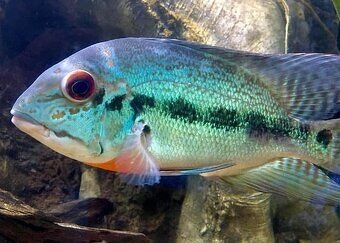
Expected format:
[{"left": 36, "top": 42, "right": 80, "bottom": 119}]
[{"left": 10, "top": 109, "right": 51, "bottom": 138}]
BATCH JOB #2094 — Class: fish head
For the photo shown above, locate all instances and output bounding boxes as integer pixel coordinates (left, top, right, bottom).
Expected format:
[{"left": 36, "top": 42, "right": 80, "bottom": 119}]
[{"left": 11, "top": 41, "right": 134, "bottom": 164}]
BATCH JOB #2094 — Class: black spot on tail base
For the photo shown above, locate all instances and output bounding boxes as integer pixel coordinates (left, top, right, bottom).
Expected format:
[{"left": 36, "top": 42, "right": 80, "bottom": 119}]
[
  {"left": 106, "top": 94, "right": 126, "bottom": 111},
  {"left": 316, "top": 129, "right": 332, "bottom": 148},
  {"left": 246, "top": 113, "right": 269, "bottom": 136}
]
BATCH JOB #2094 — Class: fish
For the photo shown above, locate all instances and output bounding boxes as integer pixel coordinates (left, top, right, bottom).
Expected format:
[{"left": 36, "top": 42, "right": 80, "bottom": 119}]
[{"left": 10, "top": 38, "right": 340, "bottom": 205}]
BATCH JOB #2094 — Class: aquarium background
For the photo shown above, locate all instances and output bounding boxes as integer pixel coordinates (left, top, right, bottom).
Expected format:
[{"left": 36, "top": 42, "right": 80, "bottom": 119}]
[{"left": 0, "top": 0, "right": 339, "bottom": 242}]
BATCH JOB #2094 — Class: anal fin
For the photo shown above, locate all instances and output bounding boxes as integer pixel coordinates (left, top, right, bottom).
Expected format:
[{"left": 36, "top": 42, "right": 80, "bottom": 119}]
[{"left": 223, "top": 158, "right": 340, "bottom": 205}]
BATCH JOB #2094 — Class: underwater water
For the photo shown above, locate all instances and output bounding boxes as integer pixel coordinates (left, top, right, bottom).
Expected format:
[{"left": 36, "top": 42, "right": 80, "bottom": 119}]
[{"left": 0, "top": 0, "right": 339, "bottom": 242}]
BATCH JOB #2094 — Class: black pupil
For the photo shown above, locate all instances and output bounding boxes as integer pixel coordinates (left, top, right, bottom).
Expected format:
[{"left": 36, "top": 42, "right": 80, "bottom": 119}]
[{"left": 71, "top": 79, "right": 90, "bottom": 96}]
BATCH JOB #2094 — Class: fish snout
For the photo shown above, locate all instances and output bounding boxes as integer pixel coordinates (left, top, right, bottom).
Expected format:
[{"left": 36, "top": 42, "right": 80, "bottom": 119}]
[{"left": 11, "top": 86, "right": 34, "bottom": 113}]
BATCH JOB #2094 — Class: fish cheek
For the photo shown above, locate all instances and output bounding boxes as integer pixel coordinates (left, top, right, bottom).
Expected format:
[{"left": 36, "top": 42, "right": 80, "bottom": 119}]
[{"left": 53, "top": 105, "right": 101, "bottom": 147}]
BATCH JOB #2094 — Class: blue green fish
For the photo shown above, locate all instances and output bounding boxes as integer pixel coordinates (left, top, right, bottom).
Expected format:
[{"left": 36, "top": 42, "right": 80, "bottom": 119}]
[{"left": 11, "top": 38, "right": 340, "bottom": 204}]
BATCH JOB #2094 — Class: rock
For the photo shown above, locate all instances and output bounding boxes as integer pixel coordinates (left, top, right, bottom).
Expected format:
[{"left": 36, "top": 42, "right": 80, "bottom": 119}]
[
  {"left": 48, "top": 198, "right": 114, "bottom": 227},
  {"left": 176, "top": 177, "right": 274, "bottom": 243},
  {"left": 286, "top": 0, "right": 338, "bottom": 53},
  {"left": 272, "top": 198, "right": 340, "bottom": 242},
  {"left": 0, "top": 188, "right": 150, "bottom": 243},
  {"left": 142, "top": 0, "right": 286, "bottom": 53},
  {"left": 79, "top": 167, "right": 101, "bottom": 199}
]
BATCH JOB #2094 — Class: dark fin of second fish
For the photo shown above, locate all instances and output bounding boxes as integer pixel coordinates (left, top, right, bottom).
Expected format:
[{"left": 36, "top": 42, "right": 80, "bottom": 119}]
[
  {"left": 160, "top": 162, "right": 235, "bottom": 176},
  {"left": 222, "top": 157, "right": 340, "bottom": 205},
  {"left": 146, "top": 38, "right": 340, "bottom": 121}
]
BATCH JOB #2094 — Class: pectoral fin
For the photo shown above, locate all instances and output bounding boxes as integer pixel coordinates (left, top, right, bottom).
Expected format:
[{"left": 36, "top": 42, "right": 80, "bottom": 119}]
[
  {"left": 115, "top": 122, "right": 160, "bottom": 186},
  {"left": 223, "top": 158, "right": 340, "bottom": 205}
]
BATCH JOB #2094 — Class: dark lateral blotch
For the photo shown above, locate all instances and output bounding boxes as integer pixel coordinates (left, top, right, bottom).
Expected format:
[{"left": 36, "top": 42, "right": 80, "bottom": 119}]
[
  {"left": 246, "top": 113, "right": 270, "bottom": 136},
  {"left": 208, "top": 108, "right": 240, "bottom": 129},
  {"left": 246, "top": 113, "right": 291, "bottom": 139},
  {"left": 105, "top": 94, "right": 126, "bottom": 111},
  {"left": 92, "top": 88, "right": 105, "bottom": 107},
  {"left": 167, "top": 98, "right": 197, "bottom": 123},
  {"left": 130, "top": 94, "right": 156, "bottom": 114}
]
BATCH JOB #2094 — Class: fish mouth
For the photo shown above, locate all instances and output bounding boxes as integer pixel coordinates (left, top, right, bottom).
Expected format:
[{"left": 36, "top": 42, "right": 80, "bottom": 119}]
[
  {"left": 10, "top": 109, "right": 106, "bottom": 163},
  {"left": 10, "top": 109, "right": 50, "bottom": 138}
]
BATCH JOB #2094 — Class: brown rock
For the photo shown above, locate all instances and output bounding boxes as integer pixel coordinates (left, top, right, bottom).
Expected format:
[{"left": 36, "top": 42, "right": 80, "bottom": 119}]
[
  {"left": 273, "top": 197, "right": 340, "bottom": 242},
  {"left": 176, "top": 177, "right": 274, "bottom": 243}
]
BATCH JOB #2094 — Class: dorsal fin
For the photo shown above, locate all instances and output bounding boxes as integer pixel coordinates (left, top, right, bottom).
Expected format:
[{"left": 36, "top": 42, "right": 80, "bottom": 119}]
[{"left": 144, "top": 38, "right": 340, "bottom": 122}]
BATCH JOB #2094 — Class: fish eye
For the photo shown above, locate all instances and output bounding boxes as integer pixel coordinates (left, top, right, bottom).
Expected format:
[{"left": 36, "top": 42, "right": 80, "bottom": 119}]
[{"left": 61, "top": 70, "right": 96, "bottom": 102}]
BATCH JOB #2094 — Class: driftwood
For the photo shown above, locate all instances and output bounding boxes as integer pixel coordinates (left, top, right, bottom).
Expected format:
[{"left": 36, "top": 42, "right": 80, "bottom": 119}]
[
  {"left": 48, "top": 197, "right": 114, "bottom": 226},
  {"left": 0, "top": 188, "right": 150, "bottom": 243}
]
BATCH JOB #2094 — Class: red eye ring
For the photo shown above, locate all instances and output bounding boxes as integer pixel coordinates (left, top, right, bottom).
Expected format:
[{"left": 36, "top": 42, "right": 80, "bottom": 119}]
[{"left": 61, "top": 70, "right": 96, "bottom": 102}]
